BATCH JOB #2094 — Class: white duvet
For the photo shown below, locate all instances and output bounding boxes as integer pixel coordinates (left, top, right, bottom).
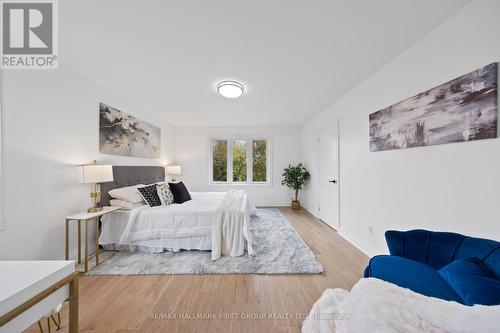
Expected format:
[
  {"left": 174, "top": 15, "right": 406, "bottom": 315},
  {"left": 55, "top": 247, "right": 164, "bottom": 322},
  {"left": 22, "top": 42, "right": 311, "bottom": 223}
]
[
  {"left": 100, "top": 192, "right": 256, "bottom": 257},
  {"left": 302, "top": 278, "right": 500, "bottom": 333}
]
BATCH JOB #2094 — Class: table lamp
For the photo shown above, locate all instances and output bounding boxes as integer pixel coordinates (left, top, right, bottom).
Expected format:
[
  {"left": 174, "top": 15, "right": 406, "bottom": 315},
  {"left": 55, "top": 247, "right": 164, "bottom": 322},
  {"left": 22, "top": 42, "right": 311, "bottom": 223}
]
[
  {"left": 166, "top": 165, "right": 181, "bottom": 182},
  {"left": 77, "top": 161, "right": 114, "bottom": 212}
]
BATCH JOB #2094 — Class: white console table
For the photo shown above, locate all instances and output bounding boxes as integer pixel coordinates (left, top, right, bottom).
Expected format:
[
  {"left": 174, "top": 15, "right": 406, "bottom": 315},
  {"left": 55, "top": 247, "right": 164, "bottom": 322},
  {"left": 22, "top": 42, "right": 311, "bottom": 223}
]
[
  {"left": 0, "top": 261, "right": 78, "bottom": 333},
  {"left": 66, "top": 206, "right": 120, "bottom": 273}
]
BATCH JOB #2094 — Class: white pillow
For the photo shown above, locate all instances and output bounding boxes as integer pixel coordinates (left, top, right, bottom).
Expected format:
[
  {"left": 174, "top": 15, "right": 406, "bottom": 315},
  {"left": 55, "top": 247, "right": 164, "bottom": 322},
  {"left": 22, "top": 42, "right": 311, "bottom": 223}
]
[
  {"left": 156, "top": 183, "right": 174, "bottom": 206},
  {"left": 108, "top": 185, "right": 145, "bottom": 203},
  {"left": 110, "top": 199, "right": 145, "bottom": 210}
]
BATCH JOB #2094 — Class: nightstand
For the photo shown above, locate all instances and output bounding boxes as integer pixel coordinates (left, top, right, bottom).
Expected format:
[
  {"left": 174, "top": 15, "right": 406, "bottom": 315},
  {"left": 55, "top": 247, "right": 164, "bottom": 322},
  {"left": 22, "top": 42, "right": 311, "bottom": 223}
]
[{"left": 65, "top": 206, "right": 120, "bottom": 273}]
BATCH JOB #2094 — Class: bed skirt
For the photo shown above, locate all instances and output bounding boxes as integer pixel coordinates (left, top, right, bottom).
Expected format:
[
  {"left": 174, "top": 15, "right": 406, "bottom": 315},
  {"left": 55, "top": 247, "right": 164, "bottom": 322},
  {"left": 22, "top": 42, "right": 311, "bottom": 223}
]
[{"left": 101, "top": 235, "right": 212, "bottom": 253}]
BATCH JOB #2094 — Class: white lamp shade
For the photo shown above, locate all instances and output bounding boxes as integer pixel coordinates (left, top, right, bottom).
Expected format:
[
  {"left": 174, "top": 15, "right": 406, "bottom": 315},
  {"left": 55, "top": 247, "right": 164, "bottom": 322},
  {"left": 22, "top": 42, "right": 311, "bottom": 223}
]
[
  {"left": 166, "top": 165, "right": 181, "bottom": 175},
  {"left": 78, "top": 164, "right": 114, "bottom": 183}
]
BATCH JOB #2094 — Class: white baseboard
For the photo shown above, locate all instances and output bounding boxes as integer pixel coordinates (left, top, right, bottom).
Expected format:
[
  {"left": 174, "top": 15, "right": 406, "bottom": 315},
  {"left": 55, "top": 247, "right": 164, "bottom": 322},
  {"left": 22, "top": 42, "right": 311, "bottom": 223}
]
[
  {"left": 337, "top": 230, "right": 373, "bottom": 257},
  {"left": 257, "top": 204, "right": 291, "bottom": 207},
  {"left": 301, "top": 206, "right": 373, "bottom": 258},
  {"left": 301, "top": 202, "right": 319, "bottom": 218}
]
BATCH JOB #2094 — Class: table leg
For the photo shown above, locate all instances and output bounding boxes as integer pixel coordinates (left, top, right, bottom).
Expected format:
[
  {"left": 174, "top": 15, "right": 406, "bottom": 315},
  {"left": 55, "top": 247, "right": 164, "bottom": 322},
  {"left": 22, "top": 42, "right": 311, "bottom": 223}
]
[
  {"left": 65, "top": 219, "right": 69, "bottom": 260},
  {"left": 95, "top": 218, "right": 99, "bottom": 266},
  {"left": 84, "top": 220, "right": 88, "bottom": 273},
  {"left": 68, "top": 273, "right": 79, "bottom": 333},
  {"left": 77, "top": 220, "right": 81, "bottom": 265}
]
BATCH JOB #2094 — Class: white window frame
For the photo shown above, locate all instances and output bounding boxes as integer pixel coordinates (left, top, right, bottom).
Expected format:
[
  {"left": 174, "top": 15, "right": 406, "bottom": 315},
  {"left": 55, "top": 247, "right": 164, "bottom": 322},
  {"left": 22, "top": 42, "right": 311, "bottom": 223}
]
[{"left": 208, "top": 135, "right": 272, "bottom": 186}]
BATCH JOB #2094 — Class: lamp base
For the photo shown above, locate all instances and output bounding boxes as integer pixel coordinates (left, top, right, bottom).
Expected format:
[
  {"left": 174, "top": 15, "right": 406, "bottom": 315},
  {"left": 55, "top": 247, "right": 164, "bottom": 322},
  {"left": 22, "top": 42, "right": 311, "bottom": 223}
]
[{"left": 87, "top": 206, "right": 103, "bottom": 213}]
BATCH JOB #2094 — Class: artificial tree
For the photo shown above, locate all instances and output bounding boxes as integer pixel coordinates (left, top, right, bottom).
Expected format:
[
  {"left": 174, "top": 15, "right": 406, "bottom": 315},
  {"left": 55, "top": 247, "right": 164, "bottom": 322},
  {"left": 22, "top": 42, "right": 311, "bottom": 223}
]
[{"left": 281, "top": 163, "right": 311, "bottom": 210}]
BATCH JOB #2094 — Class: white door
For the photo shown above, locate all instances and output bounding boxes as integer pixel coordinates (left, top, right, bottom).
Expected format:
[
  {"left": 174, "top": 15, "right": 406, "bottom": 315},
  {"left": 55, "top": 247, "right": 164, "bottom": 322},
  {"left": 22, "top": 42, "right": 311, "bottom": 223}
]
[{"left": 319, "top": 122, "right": 340, "bottom": 230}]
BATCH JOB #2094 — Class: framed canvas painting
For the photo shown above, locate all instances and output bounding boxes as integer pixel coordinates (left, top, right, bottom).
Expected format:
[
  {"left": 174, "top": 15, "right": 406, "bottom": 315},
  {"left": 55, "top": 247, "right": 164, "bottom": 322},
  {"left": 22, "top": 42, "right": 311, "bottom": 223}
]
[
  {"left": 99, "top": 103, "right": 161, "bottom": 158},
  {"left": 370, "top": 63, "right": 498, "bottom": 152}
]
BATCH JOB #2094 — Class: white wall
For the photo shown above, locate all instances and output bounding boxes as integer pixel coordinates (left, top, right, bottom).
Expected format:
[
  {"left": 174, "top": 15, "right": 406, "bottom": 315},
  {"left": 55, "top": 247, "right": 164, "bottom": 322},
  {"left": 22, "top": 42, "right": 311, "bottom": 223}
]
[
  {"left": 0, "top": 65, "right": 175, "bottom": 260},
  {"left": 300, "top": 0, "right": 500, "bottom": 256},
  {"left": 0, "top": 70, "right": 4, "bottom": 231},
  {"left": 175, "top": 127, "right": 300, "bottom": 206}
]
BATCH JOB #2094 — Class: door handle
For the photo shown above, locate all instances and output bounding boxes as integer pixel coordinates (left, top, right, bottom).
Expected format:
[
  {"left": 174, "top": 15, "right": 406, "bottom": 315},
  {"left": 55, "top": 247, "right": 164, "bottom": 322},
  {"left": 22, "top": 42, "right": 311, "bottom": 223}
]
[{"left": 329, "top": 180, "right": 337, "bottom": 183}]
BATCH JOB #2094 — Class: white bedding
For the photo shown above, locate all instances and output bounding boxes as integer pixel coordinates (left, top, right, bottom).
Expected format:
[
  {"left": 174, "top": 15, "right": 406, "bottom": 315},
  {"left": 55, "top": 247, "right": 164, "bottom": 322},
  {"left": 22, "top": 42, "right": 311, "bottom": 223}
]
[
  {"left": 211, "top": 190, "right": 254, "bottom": 260},
  {"left": 100, "top": 192, "right": 256, "bottom": 254},
  {"left": 302, "top": 278, "right": 500, "bottom": 333}
]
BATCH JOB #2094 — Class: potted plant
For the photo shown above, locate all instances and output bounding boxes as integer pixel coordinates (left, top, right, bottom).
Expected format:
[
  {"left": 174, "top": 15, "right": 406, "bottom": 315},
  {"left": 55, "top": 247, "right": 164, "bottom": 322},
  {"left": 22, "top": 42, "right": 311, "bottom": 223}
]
[{"left": 281, "top": 163, "right": 311, "bottom": 210}]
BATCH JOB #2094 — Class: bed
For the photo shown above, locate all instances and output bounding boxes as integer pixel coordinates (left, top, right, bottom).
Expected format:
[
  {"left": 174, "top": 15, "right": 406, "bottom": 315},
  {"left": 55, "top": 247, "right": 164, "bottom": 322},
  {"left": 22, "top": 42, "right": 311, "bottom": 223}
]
[{"left": 98, "top": 166, "right": 255, "bottom": 258}]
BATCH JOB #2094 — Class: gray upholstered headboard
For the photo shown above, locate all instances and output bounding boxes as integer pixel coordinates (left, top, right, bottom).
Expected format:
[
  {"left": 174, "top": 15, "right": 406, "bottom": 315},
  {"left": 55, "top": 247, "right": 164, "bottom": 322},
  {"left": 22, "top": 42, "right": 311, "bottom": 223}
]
[{"left": 99, "top": 166, "right": 165, "bottom": 207}]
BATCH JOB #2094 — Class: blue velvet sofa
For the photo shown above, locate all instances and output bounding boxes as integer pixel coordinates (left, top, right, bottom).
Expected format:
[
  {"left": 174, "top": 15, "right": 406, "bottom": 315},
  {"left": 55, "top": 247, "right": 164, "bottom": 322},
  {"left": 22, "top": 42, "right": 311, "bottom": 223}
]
[{"left": 364, "top": 229, "right": 500, "bottom": 306}]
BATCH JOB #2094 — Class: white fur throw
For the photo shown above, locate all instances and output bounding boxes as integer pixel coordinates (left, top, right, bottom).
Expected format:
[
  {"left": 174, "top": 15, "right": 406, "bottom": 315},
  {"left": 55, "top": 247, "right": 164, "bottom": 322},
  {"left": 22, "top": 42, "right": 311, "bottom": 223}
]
[
  {"left": 211, "top": 190, "right": 254, "bottom": 260},
  {"left": 302, "top": 278, "right": 500, "bottom": 333}
]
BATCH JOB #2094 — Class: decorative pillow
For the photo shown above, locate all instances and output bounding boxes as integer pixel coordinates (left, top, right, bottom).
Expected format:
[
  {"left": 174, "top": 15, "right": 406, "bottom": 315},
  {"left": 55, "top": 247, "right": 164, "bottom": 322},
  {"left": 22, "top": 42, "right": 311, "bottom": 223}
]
[
  {"left": 483, "top": 248, "right": 500, "bottom": 279},
  {"left": 438, "top": 257, "right": 500, "bottom": 306},
  {"left": 168, "top": 181, "right": 191, "bottom": 204},
  {"left": 137, "top": 184, "right": 162, "bottom": 207},
  {"left": 108, "top": 185, "right": 145, "bottom": 204},
  {"left": 110, "top": 199, "right": 145, "bottom": 210},
  {"left": 156, "top": 183, "right": 174, "bottom": 206}
]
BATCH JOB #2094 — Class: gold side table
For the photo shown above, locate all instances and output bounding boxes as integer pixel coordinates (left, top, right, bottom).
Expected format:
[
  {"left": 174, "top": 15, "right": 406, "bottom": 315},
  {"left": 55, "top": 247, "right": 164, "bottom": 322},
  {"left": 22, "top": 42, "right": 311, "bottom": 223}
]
[{"left": 65, "top": 206, "right": 120, "bottom": 273}]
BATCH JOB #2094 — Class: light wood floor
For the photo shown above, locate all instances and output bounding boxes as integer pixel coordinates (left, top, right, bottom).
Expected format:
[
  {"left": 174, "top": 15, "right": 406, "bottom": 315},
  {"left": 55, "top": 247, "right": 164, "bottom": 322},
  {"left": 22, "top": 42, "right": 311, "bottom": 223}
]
[{"left": 26, "top": 207, "right": 368, "bottom": 333}]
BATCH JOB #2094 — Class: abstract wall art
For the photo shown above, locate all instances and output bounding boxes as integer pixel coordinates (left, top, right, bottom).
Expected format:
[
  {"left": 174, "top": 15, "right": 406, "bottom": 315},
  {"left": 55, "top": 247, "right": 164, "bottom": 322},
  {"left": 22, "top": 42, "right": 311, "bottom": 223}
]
[
  {"left": 369, "top": 63, "right": 498, "bottom": 152},
  {"left": 99, "top": 103, "right": 161, "bottom": 158}
]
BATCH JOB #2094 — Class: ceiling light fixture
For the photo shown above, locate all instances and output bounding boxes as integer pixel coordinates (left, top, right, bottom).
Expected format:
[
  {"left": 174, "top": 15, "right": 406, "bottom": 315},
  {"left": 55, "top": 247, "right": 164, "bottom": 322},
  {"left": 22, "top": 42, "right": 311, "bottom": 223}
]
[{"left": 217, "top": 81, "right": 244, "bottom": 98}]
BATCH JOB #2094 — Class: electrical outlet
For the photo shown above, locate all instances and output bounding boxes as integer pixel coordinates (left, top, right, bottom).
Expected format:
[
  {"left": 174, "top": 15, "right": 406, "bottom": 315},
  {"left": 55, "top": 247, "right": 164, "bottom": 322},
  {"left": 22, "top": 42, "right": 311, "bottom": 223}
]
[{"left": 368, "top": 225, "right": 373, "bottom": 235}]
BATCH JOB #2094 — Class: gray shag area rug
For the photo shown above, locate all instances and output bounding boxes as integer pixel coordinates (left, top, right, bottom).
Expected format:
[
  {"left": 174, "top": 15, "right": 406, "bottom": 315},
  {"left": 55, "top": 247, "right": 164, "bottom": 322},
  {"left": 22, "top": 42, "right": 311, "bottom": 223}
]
[{"left": 87, "top": 208, "right": 323, "bottom": 275}]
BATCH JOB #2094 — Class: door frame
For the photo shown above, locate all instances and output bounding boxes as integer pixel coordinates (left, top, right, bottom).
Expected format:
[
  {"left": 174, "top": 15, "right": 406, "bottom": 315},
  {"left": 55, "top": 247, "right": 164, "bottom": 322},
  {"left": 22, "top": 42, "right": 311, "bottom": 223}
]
[{"left": 318, "top": 119, "right": 341, "bottom": 230}]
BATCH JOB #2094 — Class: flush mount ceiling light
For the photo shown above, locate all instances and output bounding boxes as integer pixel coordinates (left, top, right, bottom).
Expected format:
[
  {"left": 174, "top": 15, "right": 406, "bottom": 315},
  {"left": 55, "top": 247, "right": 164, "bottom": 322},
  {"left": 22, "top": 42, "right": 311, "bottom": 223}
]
[{"left": 217, "top": 81, "right": 244, "bottom": 98}]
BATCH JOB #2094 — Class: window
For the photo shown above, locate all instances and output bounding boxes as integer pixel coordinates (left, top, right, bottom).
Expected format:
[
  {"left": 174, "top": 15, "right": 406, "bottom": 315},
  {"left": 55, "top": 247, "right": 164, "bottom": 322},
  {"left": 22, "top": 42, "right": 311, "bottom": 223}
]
[
  {"left": 209, "top": 137, "right": 270, "bottom": 185},
  {"left": 211, "top": 140, "right": 227, "bottom": 182},
  {"left": 232, "top": 139, "right": 247, "bottom": 182},
  {"left": 252, "top": 140, "right": 267, "bottom": 182}
]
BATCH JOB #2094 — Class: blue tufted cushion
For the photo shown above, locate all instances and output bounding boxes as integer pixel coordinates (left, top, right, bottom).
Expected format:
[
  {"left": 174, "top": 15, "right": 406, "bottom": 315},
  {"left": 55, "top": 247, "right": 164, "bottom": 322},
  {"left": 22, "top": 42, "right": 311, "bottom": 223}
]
[
  {"left": 385, "top": 230, "right": 500, "bottom": 270},
  {"left": 453, "top": 238, "right": 500, "bottom": 261},
  {"left": 367, "top": 255, "right": 463, "bottom": 303},
  {"left": 483, "top": 248, "right": 500, "bottom": 278},
  {"left": 426, "top": 232, "right": 465, "bottom": 269},
  {"left": 366, "top": 230, "right": 500, "bottom": 305},
  {"left": 438, "top": 257, "right": 500, "bottom": 306},
  {"left": 399, "top": 230, "right": 429, "bottom": 263},
  {"left": 385, "top": 230, "right": 466, "bottom": 269}
]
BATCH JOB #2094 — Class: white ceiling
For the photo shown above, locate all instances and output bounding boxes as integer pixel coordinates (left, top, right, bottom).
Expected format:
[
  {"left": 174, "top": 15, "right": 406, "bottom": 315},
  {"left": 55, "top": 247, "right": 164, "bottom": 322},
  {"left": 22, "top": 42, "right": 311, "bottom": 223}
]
[{"left": 61, "top": 0, "right": 470, "bottom": 127}]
